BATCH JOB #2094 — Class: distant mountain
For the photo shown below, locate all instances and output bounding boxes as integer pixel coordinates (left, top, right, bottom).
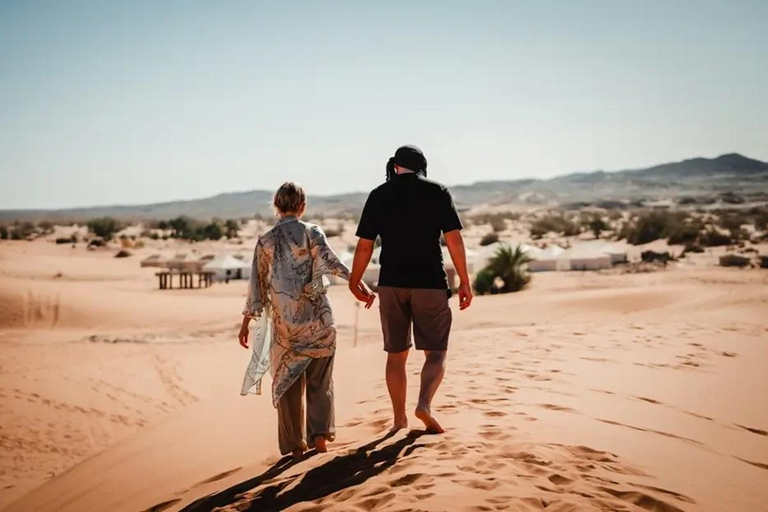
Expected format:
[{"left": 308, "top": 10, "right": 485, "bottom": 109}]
[{"left": 2, "top": 153, "right": 766, "bottom": 222}]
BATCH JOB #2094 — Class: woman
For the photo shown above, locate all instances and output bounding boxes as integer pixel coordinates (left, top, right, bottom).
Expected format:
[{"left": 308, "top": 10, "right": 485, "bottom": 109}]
[{"left": 238, "top": 182, "right": 374, "bottom": 458}]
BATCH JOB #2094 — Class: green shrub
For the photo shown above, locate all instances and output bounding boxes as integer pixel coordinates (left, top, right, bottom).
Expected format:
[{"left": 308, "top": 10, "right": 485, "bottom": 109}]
[
  {"left": 224, "top": 219, "right": 240, "bottom": 239},
  {"left": 203, "top": 221, "right": 224, "bottom": 241},
  {"left": 0, "top": 226, "right": 7, "bottom": 240},
  {"left": 87, "top": 217, "right": 121, "bottom": 241},
  {"left": 485, "top": 244, "right": 532, "bottom": 293},
  {"left": 473, "top": 268, "right": 496, "bottom": 295}
]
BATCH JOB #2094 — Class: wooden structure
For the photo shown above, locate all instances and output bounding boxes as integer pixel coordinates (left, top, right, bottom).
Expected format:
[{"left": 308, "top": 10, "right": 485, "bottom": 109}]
[{"left": 156, "top": 270, "right": 215, "bottom": 290}]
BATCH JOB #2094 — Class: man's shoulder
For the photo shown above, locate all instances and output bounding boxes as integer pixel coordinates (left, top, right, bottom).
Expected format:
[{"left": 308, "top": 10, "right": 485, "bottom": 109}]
[{"left": 416, "top": 175, "right": 450, "bottom": 193}]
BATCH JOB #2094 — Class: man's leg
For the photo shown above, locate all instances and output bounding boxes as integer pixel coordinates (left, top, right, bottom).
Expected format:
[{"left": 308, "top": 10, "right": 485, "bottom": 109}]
[
  {"left": 411, "top": 289, "right": 452, "bottom": 434},
  {"left": 305, "top": 356, "right": 335, "bottom": 453},
  {"left": 415, "top": 350, "right": 446, "bottom": 434},
  {"left": 386, "top": 350, "right": 409, "bottom": 431},
  {"left": 378, "top": 286, "right": 413, "bottom": 431}
]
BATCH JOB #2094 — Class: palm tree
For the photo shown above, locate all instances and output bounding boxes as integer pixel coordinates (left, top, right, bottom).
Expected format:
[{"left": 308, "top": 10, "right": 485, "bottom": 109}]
[{"left": 487, "top": 243, "right": 533, "bottom": 293}]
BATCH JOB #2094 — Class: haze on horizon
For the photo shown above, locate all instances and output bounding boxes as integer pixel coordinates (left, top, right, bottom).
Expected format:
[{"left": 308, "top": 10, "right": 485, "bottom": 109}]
[{"left": 1, "top": 0, "right": 767, "bottom": 210}]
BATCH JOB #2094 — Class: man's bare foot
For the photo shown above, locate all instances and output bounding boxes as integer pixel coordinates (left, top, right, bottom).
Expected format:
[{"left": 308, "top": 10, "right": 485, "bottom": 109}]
[
  {"left": 415, "top": 407, "right": 445, "bottom": 434},
  {"left": 313, "top": 436, "right": 328, "bottom": 453},
  {"left": 389, "top": 417, "right": 409, "bottom": 433}
]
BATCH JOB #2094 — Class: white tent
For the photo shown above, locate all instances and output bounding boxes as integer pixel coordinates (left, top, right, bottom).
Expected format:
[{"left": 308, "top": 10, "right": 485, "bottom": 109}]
[
  {"left": 202, "top": 255, "right": 251, "bottom": 281},
  {"left": 556, "top": 246, "right": 612, "bottom": 271},
  {"left": 528, "top": 245, "right": 565, "bottom": 272},
  {"left": 578, "top": 241, "right": 628, "bottom": 264}
]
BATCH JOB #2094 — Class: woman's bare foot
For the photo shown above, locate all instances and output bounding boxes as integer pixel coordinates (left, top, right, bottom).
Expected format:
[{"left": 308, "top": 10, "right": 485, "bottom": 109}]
[
  {"left": 389, "top": 417, "right": 409, "bottom": 433},
  {"left": 415, "top": 407, "right": 445, "bottom": 434},
  {"left": 313, "top": 436, "right": 328, "bottom": 453}
]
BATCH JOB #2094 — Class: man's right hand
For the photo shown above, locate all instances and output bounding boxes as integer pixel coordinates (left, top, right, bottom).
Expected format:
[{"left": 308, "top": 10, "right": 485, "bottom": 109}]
[
  {"left": 349, "top": 280, "right": 376, "bottom": 309},
  {"left": 457, "top": 281, "right": 473, "bottom": 310}
]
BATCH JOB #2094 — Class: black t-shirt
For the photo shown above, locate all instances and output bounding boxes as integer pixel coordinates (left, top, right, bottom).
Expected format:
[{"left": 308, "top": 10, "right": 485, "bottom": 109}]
[{"left": 356, "top": 173, "right": 463, "bottom": 289}]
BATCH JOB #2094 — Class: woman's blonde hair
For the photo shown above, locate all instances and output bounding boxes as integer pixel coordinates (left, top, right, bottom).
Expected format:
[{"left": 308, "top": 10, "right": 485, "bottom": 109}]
[{"left": 273, "top": 181, "right": 306, "bottom": 214}]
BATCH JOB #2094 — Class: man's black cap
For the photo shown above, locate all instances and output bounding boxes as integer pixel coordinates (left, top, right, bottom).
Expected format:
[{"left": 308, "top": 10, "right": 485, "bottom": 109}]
[{"left": 393, "top": 145, "right": 427, "bottom": 173}]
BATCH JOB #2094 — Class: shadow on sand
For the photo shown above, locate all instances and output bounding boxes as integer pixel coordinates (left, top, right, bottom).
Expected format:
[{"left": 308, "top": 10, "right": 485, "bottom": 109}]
[{"left": 180, "top": 430, "right": 427, "bottom": 512}]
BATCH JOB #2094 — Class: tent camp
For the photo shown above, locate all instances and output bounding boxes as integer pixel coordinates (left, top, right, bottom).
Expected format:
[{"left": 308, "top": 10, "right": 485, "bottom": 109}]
[
  {"left": 202, "top": 255, "right": 251, "bottom": 282},
  {"left": 140, "top": 254, "right": 167, "bottom": 268}
]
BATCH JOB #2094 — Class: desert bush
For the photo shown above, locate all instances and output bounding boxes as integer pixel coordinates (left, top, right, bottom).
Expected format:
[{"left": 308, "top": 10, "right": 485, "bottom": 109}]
[
  {"left": 719, "top": 254, "right": 750, "bottom": 267},
  {"left": 530, "top": 215, "right": 580, "bottom": 238},
  {"left": 87, "top": 217, "right": 121, "bottom": 241},
  {"left": 682, "top": 243, "right": 705, "bottom": 255},
  {"left": 641, "top": 250, "right": 672, "bottom": 265},
  {"left": 619, "top": 211, "right": 696, "bottom": 245},
  {"left": 754, "top": 211, "right": 768, "bottom": 231},
  {"left": 55, "top": 236, "right": 76, "bottom": 244},
  {"left": 203, "top": 221, "right": 224, "bottom": 241},
  {"left": 0, "top": 226, "right": 7, "bottom": 240},
  {"left": 38, "top": 220, "right": 54, "bottom": 234},
  {"left": 490, "top": 217, "right": 507, "bottom": 233},
  {"left": 484, "top": 244, "right": 532, "bottom": 293},
  {"left": 324, "top": 228, "right": 342, "bottom": 237},
  {"left": 699, "top": 228, "right": 733, "bottom": 247},
  {"left": 588, "top": 215, "right": 608, "bottom": 238},
  {"left": 479, "top": 232, "right": 499, "bottom": 246},
  {"left": 666, "top": 222, "right": 702, "bottom": 245},
  {"left": 224, "top": 219, "right": 239, "bottom": 239},
  {"left": 115, "top": 249, "right": 132, "bottom": 258},
  {"left": 718, "top": 212, "right": 750, "bottom": 233},
  {"left": 88, "top": 237, "right": 105, "bottom": 247},
  {"left": 473, "top": 268, "right": 497, "bottom": 295}
]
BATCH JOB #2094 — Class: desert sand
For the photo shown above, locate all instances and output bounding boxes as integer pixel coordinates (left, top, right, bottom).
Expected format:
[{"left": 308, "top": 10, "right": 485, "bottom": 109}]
[{"left": 1, "top": 229, "right": 767, "bottom": 512}]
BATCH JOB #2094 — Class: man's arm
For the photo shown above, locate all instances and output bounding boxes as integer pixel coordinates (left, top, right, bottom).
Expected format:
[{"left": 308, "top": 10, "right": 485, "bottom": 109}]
[
  {"left": 349, "top": 238, "right": 376, "bottom": 306},
  {"left": 444, "top": 229, "right": 473, "bottom": 310}
]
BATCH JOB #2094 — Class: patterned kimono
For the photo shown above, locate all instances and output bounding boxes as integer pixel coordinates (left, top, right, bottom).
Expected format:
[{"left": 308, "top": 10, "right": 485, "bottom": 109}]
[{"left": 241, "top": 216, "right": 350, "bottom": 407}]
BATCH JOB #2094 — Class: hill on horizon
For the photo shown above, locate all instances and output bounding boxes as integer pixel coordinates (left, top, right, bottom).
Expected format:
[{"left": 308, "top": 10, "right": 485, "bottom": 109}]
[{"left": 2, "top": 153, "right": 767, "bottom": 223}]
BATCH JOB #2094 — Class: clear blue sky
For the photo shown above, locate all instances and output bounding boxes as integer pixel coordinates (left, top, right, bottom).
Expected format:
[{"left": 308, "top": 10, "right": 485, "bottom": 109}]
[{"left": 1, "top": 0, "right": 766, "bottom": 209}]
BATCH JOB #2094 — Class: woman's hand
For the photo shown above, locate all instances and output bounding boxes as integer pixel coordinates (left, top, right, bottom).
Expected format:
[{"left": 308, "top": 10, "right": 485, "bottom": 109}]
[
  {"left": 349, "top": 280, "right": 376, "bottom": 309},
  {"left": 238, "top": 317, "right": 250, "bottom": 348}
]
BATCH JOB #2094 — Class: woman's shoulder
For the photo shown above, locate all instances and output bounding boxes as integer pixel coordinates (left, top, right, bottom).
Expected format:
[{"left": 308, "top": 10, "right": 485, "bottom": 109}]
[{"left": 300, "top": 221, "right": 325, "bottom": 237}]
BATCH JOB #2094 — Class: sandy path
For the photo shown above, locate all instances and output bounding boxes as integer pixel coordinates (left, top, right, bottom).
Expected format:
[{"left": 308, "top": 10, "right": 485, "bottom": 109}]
[{"left": 3, "top": 263, "right": 766, "bottom": 512}]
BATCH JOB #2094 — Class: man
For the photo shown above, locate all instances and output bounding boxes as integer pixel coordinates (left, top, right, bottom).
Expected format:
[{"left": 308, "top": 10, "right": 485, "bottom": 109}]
[{"left": 349, "top": 145, "right": 472, "bottom": 434}]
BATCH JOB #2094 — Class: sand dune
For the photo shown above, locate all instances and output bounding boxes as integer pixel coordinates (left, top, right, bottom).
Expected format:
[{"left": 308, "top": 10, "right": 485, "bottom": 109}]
[{"left": 1, "top": 239, "right": 768, "bottom": 511}]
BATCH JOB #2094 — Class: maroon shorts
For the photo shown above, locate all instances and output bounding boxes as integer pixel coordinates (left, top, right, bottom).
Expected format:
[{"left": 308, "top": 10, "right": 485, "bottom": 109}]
[{"left": 378, "top": 286, "right": 452, "bottom": 353}]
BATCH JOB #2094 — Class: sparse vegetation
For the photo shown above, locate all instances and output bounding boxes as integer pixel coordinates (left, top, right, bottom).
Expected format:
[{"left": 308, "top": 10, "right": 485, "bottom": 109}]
[
  {"left": 224, "top": 219, "right": 239, "bottom": 239},
  {"left": 490, "top": 217, "right": 506, "bottom": 233},
  {"left": 588, "top": 215, "right": 608, "bottom": 238},
  {"left": 0, "top": 225, "right": 7, "bottom": 240},
  {"left": 115, "top": 249, "right": 132, "bottom": 258},
  {"left": 479, "top": 232, "right": 499, "bottom": 246},
  {"left": 530, "top": 215, "right": 580, "bottom": 238},
  {"left": 55, "top": 235, "right": 77, "bottom": 245},
  {"left": 474, "top": 243, "right": 532, "bottom": 294},
  {"left": 699, "top": 228, "right": 733, "bottom": 247},
  {"left": 87, "top": 217, "right": 122, "bottom": 241}
]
